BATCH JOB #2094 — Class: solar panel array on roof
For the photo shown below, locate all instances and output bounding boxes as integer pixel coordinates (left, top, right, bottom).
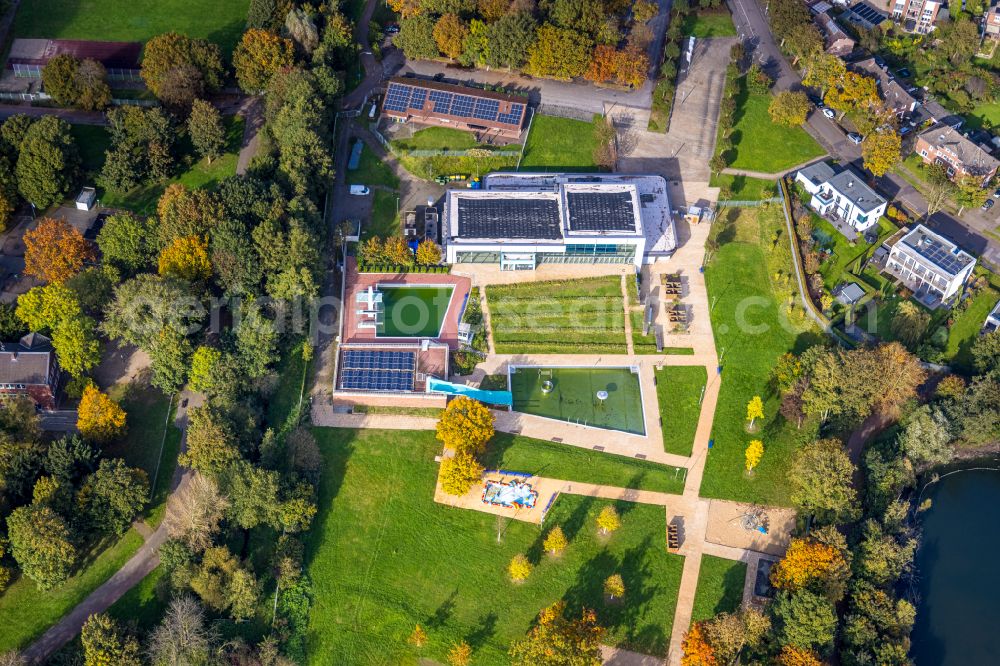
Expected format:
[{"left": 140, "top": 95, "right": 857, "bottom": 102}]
[
  {"left": 457, "top": 197, "right": 562, "bottom": 240},
  {"left": 848, "top": 3, "right": 886, "bottom": 24},
  {"left": 382, "top": 81, "right": 526, "bottom": 127},
  {"left": 339, "top": 350, "right": 416, "bottom": 392},
  {"left": 911, "top": 236, "right": 971, "bottom": 275},
  {"left": 566, "top": 192, "right": 636, "bottom": 232}
]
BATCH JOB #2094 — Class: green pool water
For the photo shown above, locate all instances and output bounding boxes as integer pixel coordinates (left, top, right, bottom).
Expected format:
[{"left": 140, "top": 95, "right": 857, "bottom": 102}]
[{"left": 377, "top": 286, "right": 454, "bottom": 338}]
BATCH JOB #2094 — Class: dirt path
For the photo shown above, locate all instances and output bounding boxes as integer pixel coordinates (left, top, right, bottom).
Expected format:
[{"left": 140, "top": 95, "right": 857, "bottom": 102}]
[{"left": 236, "top": 96, "right": 264, "bottom": 175}]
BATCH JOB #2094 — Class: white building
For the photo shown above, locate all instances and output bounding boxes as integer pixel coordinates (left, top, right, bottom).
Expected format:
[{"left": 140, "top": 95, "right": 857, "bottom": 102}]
[
  {"left": 794, "top": 162, "right": 887, "bottom": 235},
  {"left": 884, "top": 224, "right": 976, "bottom": 306},
  {"left": 443, "top": 173, "right": 676, "bottom": 270},
  {"left": 984, "top": 299, "right": 1000, "bottom": 334}
]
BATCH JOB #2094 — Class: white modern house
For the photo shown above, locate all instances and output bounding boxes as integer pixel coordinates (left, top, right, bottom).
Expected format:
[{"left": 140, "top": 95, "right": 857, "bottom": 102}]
[
  {"left": 884, "top": 224, "right": 976, "bottom": 306},
  {"left": 443, "top": 173, "right": 676, "bottom": 270},
  {"left": 984, "top": 299, "right": 1000, "bottom": 334},
  {"left": 794, "top": 162, "right": 888, "bottom": 235}
]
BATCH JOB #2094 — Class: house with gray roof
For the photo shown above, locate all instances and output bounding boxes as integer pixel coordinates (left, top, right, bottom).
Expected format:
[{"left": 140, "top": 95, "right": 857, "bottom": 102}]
[
  {"left": 850, "top": 57, "right": 918, "bottom": 118},
  {"left": 915, "top": 124, "right": 1000, "bottom": 186},
  {"left": 794, "top": 162, "right": 888, "bottom": 236},
  {"left": 884, "top": 224, "right": 976, "bottom": 306},
  {"left": 0, "top": 333, "right": 60, "bottom": 409}
]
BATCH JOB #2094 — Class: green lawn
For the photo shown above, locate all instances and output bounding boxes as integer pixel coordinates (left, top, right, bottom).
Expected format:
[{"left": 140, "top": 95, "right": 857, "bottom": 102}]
[
  {"left": 690, "top": 555, "right": 747, "bottom": 622},
  {"left": 266, "top": 338, "right": 311, "bottom": 434},
  {"left": 521, "top": 114, "right": 599, "bottom": 172},
  {"left": 486, "top": 276, "right": 627, "bottom": 353},
  {"left": 392, "top": 127, "right": 521, "bottom": 181},
  {"left": 944, "top": 286, "right": 1000, "bottom": 373},
  {"left": 812, "top": 215, "right": 898, "bottom": 292},
  {"left": 0, "top": 529, "right": 144, "bottom": 652},
  {"left": 725, "top": 82, "right": 825, "bottom": 174},
  {"left": 108, "top": 566, "right": 168, "bottom": 631},
  {"left": 349, "top": 143, "right": 400, "bottom": 190},
  {"left": 481, "top": 433, "right": 685, "bottom": 494},
  {"left": 13, "top": 0, "right": 250, "bottom": 55},
  {"left": 95, "top": 116, "right": 244, "bottom": 215},
  {"left": 510, "top": 366, "right": 646, "bottom": 436},
  {"left": 306, "top": 428, "right": 685, "bottom": 664},
  {"left": 964, "top": 101, "right": 1000, "bottom": 131},
  {"left": 366, "top": 189, "right": 400, "bottom": 239},
  {"left": 656, "top": 366, "right": 707, "bottom": 457},
  {"left": 710, "top": 173, "right": 777, "bottom": 201},
  {"left": 392, "top": 127, "right": 520, "bottom": 152},
  {"left": 70, "top": 124, "right": 112, "bottom": 176},
  {"left": 682, "top": 8, "right": 737, "bottom": 37},
  {"left": 701, "top": 207, "right": 821, "bottom": 505}
]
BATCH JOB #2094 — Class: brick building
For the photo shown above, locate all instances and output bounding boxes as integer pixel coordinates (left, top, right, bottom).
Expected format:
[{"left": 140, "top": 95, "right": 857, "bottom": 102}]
[{"left": 0, "top": 333, "right": 60, "bottom": 410}]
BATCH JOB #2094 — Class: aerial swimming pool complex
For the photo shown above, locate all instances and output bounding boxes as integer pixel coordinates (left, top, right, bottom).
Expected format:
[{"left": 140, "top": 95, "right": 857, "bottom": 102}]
[{"left": 508, "top": 366, "right": 646, "bottom": 435}]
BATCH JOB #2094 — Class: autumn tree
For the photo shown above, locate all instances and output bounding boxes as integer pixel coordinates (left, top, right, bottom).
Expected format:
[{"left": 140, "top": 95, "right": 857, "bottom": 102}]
[
  {"left": 190, "top": 546, "right": 259, "bottom": 619},
  {"left": 508, "top": 553, "right": 532, "bottom": 582},
  {"left": 789, "top": 438, "right": 859, "bottom": 524},
  {"left": 801, "top": 52, "right": 845, "bottom": 98},
  {"left": 745, "top": 440, "right": 763, "bottom": 472},
  {"left": 784, "top": 22, "right": 823, "bottom": 66},
  {"left": 543, "top": 526, "right": 568, "bottom": 555},
  {"left": 701, "top": 608, "right": 770, "bottom": 664},
  {"left": 890, "top": 300, "right": 929, "bottom": 348},
  {"left": 596, "top": 505, "right": 621, "bottom": 535},
  {"left": 770, "top": 537, "right": 846, "bottom": 591},
  {"left": 746, "top": 395, "right": 764, "bottom": 429},
  {"left": 15, "top": 283, "right": 100, "bottom": 378},
  {"left": 526, "top": 24, "right": 593, "bottom": 80},
  {"left": 436, "top": 396, "right": 495, "bottom": 454},
  {"left": 434, "top": 14, "right": 469, "bottom": 60},
  {"left": 415, "top": 239, "right": 442, "bottom": 266},
  {"left": 156, "top": 183, "right": 222, "bottom": 245},
  {"left": 447, "top": 641, "right": 473, "bottom": 666},
  {"left": 188, "top": 99, "right": 226, "bottom": 164},
  {"left": 76, "top": 384, "right": 127, "bottom": 443},
  {"left": 6, "top": 504, "right": 77, "bottom": 590},
  {"left": 158, "top": 235, "right": 212, "bottom": 282},
  {"left": 824, "top": 71, "right": 879, "bottom": 118},
  {"left": 604, "top": 573, "right": 625, "bottom": 600},
  {"left": 233, "top": 29, "right": 295, "bottom": 93},
  {"left": 408, "top": 624, "right": 428, "bottom": 648},
  {"left": 147, "top": 597, "right": 216, "bottom": 666},
  {"left": 509, "top": 601, "right": 604, "bottom": 666},
  {"left": 777, "top": 645, "right": 823, "bottom": 666},
  {"left": 141, "top": 32, "right": 224, "bottom": 108},
  {"left": 75, "top": 59, "right": 113, "bottom": 111},
  {"left": 41, "top": 54, "right": 82, "bottom": 107},
  {"left": 165, "top": 472, "right": 229, "bottom": 553},
  {"left": 681, "top": 623, "right": 717, "bottom": 666},
  {"left": 953, "top": 173, "right": 989, "bottom": 214},
  {"left": 15, "top": 116, "right": 80, "bottom": 209},
  {"left": 633, "top": 0, "right": 659, "bottom": 22},
  {"left": 81, "top": 613, "right": 142, "bottom": 666},
  {"left": 768, "top": 91, "right": 811, "bottom": 127},
  {"left": 439, "top": 451, "right": 484, "bottom": 496},
  {"left": 862, "top": 129, "right": 902, "bottom": 177},
  {"left": 24, "top": 217, "right": 95, "bottom": 284},
  {"left": 383, "top": 235, "right": 415, "bottom": 266},
  {"left": 178, "top": 405, "right": 241, "bottom": 478}
]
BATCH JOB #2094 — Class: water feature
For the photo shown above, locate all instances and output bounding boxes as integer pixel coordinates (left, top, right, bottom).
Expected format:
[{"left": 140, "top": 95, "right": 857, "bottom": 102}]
[{"left": 912, "top": 468, "right": 1000, "bottom": 665}]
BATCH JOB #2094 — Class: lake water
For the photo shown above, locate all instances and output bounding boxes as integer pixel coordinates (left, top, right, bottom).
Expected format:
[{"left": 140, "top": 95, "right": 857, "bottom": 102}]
[{"left": 912, "top": 468, "right": 1000, "bottom": 665}]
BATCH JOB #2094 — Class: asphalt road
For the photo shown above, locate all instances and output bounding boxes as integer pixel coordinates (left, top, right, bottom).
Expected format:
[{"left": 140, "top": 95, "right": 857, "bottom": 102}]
[{"left": 726, "top": 0, "right": 1000, "bottom": 268}]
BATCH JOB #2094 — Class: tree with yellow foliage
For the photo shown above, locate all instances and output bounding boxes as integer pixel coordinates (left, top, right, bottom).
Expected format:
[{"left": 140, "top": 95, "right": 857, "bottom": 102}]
[
  {"left": 770, "top": 537, "right": 845, "bottom": 591},
  {"left": 233, "top": 28, "right": 295, "bottom": 93},
  {"left": 746, "top": 395, "right": 764, "bottom": 430},
  {"left": 745, "top": 440, "right": 763, "bottom": 473},
  {"left": 447, "top": 641, "right": 472, "bottom": 666},
  {"left": 77, "top": 384, "right": 127, "bottom": 443},
  {"left": 777, "top": 645, "right": 824, "bottom": 666},
  {"left": 158, "top": 235, "right": 211, "bottom": 282},
  {"left": 508, "top": 553, "right": 532, "bottom": 582},
  {"left": 681, "top": 622, "right": 717, "bottom": 666},
  {"left": 596, "top": 505, "right": 621, "bottom": 535},
  {"left": 433, "top": 14, "right": 469, "bottom": 60},
  {"left": 543, "top": 526, "right": 568, "bottom": 555},
  {"left": 509, "top": 601, "right": 604, "bottom": 665},
  {"left": 436, "top": 396, "right": 495, "bottom": 454},
  {"left": 415, "top": 239, "right": 442, "bottom": 266},
  {"left": 439, "top": 451, "right": 484, "bottom": 496},
  {"left": 604, "top": 573, "right": 625, "bottom": 601},
  {"left": 408, "top": 624, "right": 427, "bottom": 649}
]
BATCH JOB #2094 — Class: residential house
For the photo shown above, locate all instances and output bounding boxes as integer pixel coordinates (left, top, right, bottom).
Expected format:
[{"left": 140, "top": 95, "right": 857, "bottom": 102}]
[
  {"left": 884, "top": 224, "right": 976, "bottom": 306},
  {"left": 844, "top": 1, "right": 889, "bottom": 31},
  {"left": 850, "top": 57, "right": 918, "bottom": 117},
  {"left": 915, "top": 124, "right": 1000, "bottom": 185},
  {"left": 882, "top": 0, "right": 945, "bottom": 33},
  {"left": 0, "top": 333, "right": 60, "bottom": 410},
  {"left": 794, "top": 162, "right": 888, "bottom": 235},
  {"left": 984, "top": 299, "right": 1000, "bottom": 333},
  {"left": 814, "top": 12, "right": 856, "bottom": 57},
  {"left": 986, "top": 0, "right": 1000, "bottom": 39}
]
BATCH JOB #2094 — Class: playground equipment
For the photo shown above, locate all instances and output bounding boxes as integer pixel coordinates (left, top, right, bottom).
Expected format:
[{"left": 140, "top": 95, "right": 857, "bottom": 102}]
[
  {"left": 736, "top": 506, "right": 769, "bottom": 535},
  {"left": 482, "top": 480, "right": 538, "bottom": 509}
]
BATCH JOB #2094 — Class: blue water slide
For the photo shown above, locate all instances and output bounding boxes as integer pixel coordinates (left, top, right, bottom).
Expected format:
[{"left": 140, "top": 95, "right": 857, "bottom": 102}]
[{"left": 426, "top": 377, "right": 513, "bottom": 407}]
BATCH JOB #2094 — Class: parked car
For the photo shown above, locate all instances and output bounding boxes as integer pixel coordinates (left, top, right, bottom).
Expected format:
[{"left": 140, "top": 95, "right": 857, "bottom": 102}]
[
  {"left": 897, "top": 67, "right": 911, "bottom": 78},
  {"left": 822, "top": 108, "right": 836, "bottom": 119},
  {"left": 349, "top": 185, "right": 370, "bottom": 196},
  {"left": 848, "top": 133, "right": 863, "bottom": 144},
  {"left": 385, "top": 23, "right": 400, "bottom": 34},
  {"left": 993, "top": 187, "right": 1000, "bottom": 199},
  {"left": 983, "top": 199, "right": 995, "bottom": 211},
  {"left": 900, "top": 126, "right": 912, "bottom": 136}
]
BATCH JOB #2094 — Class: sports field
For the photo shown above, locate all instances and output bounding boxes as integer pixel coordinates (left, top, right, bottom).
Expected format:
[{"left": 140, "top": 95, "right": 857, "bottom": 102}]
[
  {"left": 510, "top": 366, "right": 645, "bottom": 435},
  {"left": 377, "top": 286, "right": 453, "bottom": 338}
]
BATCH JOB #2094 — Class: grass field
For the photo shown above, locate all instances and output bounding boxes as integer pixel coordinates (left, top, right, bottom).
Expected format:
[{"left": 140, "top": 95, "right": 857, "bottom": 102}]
[
  {"left": 710, "top": 173, "right": 777, "bottom": 201},
  {"left": 481, "top": 433, "right": 685, "bottom": 494},
  {"left": 656, "top": 366, "right": 707, "bottom": 456},
  {"left": 510, "top": 366, "right": 646, "bottom": 435},
  {"left": 13, "top": 0, "right": 250, "bottom": 55},
  {"left": 349, "top": 143, "right": 400, "bottom": 191},
  {"left": 682, "top": 8, "right": 737, "bottom": 37},
  {"left": 0, "top": 529, "right": 144, "bottom": 653},
  {"left": 690, "top": 555, "right": 747, "bottom": 622},
  {"left": 486, "top": 276, "right": 627, "bottom": 354},
  {"left": 87, "top": 116, "right": 244, "bottom": 215},
  {"left": 367, "top": 189, "right": 400, "bottom": 239},
  {"left": 944, "top": 286, "right": 1000, "bottom": 373},
  {"left": 812, "top": 215, "right": 893, "bottom": 291},
  {"left": 725, "top": 82, "right": 824, "bottom": 174},
  {"left": 305, "top": 428, "right": 685, "bottom": 664},
  {"left": 965, "top": 101, "right": 1000, "bottom": 130},
  {"left": 378, "top": 286, "right": 454, "bottom": 337},
  {"left": 392, "top": 127, "right": 520, "bottom": 181},
  {"left": 701, "top": 206, "right": 822, "bottom": 505},
  {"left": 521, "top": 114, "right": 599, "bottom": 172}
]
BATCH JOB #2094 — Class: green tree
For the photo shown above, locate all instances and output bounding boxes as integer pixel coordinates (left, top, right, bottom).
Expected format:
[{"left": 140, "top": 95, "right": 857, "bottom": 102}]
[
  {"left": 0, "top": 114, "right": 34, "bottom": 157},
  {"left": 15, "top": 115, "right": 80, "bottom": 209},
  {"left": 247, "top": 0, "right": 284, "bottom": 31},
  {"left": 223, "top": 460, "right": 281, "bottom": 529},
  {"left": 971, "top": 330, "right": 1000, "bottom": 374},
  {"left": 788, "top": 438, "right": 859, "bottom": 524},
  {"left": 488, "top": 12, "right": 536, "bottom": 70},
  {"left": 855, "top": 520, "right": 916, "bottom": 585},
  {"left": 6, "top": 504, "right": 77, "bottom": 590},
  {"left": 397, "top": 15, "right": 439, "bottom": 60},
  {"left": 188, "top": 99, "right": 227, "bottom": 164},
  {"left": 178, "top": 406, "right": 241, "bottom": 478},
  {"left": 81, "top": 613, "right": 142, "bottom": 666},
  {"left": 148, "top": 325, "right": 194, "bottom": 393},
  {"left": 41, "top": 54, "right": 82, "bottom": 107},
  {"left": 77, "top": 458, "right": 149, "bottom": 535},
  {"left": 953, "top": 173, "right": 989, "bottom": 214},
  {"left": 141, "top": 32, "right": 225, "bottom": 108},
  {"left": 102, "top": 274, "right": 200, "bottom": 350},
  {"left": 96, "top": 212, "right": 157, "bottom": 275},
  {"left": 269, "top": 86, "right": 334, "bottom": 197},
  {"left": 235, "top": 299, "right": 278, "bottom": 378},
  {"left": 772, "top": 590, "right": 837, "bottom": 652},
  {"left": 75, "top": 59, "right": 113, "bottom": 111},
  {"left": 526, "top": 24, "right": 593, "bottom": 80}
]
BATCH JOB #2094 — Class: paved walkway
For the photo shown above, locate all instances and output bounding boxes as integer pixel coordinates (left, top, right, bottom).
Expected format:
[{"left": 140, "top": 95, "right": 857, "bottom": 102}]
[
  {"left": 720, "top": 155, "right": 828, "bottom": 180},
  {"left": 22, "top": 392, "right": 201, "bottom": 664}
]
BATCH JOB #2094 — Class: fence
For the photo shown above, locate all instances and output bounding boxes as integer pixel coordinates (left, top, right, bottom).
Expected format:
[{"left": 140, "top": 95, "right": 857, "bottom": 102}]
[
  {"left": 0, "top": 91, "right": 156, "bottom": 106},
  {"left": 716, "top": 197, "right": 782, "bottom": 207}
]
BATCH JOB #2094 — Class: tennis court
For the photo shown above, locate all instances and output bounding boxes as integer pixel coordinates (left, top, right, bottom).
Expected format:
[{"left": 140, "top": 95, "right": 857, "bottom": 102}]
[
  {"left": 509, "top": 366, "right": 646, "bottom": 435},
  {"left": 377, "top": 285, "right": 454, "bottom": 338}
]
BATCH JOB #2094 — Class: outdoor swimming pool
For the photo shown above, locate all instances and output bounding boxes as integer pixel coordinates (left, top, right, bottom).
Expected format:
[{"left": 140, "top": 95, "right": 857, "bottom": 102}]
[
  {"left": 508, "top": 366, "right": 646, "bottom": 435},
  {"left": 377, "top": 285, "right": 454, "bottom": 338}
]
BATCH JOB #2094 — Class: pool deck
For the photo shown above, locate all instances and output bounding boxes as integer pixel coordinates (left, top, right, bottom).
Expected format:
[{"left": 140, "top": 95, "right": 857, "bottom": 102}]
[{"left": 343, "top": 258, "right": 472, "bottom": 349}]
